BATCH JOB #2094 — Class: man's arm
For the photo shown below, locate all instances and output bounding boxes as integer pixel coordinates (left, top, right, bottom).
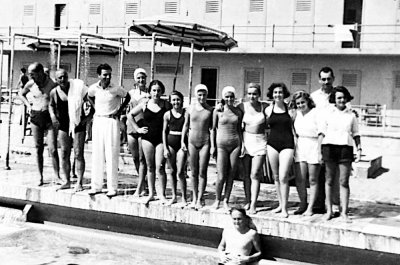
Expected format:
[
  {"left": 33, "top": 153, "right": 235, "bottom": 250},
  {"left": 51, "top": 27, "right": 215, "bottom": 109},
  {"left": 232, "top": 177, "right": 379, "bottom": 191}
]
[
  {"left": 19, "top": 81, "right": 33, "bottom": 112},
  {"left": 48, "top": 90, "right": 60, "bottom": 129},
  {"left": 116, "top": 93, "right": 131, "bottom": 117}
]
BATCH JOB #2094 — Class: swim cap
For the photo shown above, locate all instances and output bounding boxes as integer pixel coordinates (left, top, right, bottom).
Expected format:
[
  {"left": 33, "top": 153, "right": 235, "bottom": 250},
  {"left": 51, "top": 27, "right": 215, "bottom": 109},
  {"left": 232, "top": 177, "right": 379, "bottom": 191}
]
[
  {"left": 134, "top": 68, "right": 147, "bottom": 80},
  {"left": 222, "top": 86, "right": 236, "bottom": 98},
  {"left": 195, "top": 84, "right": 208, "bottom": 94}
]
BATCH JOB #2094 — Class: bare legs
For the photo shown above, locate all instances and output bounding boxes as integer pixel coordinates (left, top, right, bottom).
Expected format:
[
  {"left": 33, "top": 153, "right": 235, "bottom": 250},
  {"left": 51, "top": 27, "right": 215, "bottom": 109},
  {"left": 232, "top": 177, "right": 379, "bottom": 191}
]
[
  {"left": 213, "top": 145, "right": 240, "bottom": 210},
  {"left": 302, "top": 163, "right": 321, "bottom": 216},
  {"left": 242, "top": 154, "right": 264, "bottom": 214},
  {"left": 325, "top": 161, "right": 352, "bottom": 221},
  {"left": 165, "top": 147, "right": 188, "bottom": 205},
  {"left": 267, "top": 146, "right": 294, "bottom": 218},
  {"left": 188, "top": 143, "right": 210, "bottom": 209},
  {"left": 73, "top": 131, "right": 86, "bottom": 192},
  {"left": 128, "top": 135, "right": 147, "bottom": 197},
  {"left": 31, "top": 124, "right": 60, "bottom": 186},
  {"left": 57, "top": 130, "right": 72, "bottom": 190},
  {"left": 141, "top": 140, "right": 166, "bottom": 205}
]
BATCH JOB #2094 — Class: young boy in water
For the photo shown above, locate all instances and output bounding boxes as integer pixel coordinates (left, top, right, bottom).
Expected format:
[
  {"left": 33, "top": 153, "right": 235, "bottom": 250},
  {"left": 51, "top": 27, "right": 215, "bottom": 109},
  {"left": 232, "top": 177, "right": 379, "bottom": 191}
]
[{"left": 218, "top": 208, "right": 262, "bottom": 265}]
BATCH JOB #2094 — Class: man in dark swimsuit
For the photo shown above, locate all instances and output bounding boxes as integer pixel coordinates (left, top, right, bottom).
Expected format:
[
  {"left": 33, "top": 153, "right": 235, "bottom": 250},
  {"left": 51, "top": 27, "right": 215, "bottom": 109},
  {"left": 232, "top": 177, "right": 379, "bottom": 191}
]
[
  {"left": 49, "top": 69, "right": 93, "bottom": 191},
  {"left": 19, "top": 62, "right": 60, "bottom": 186}
]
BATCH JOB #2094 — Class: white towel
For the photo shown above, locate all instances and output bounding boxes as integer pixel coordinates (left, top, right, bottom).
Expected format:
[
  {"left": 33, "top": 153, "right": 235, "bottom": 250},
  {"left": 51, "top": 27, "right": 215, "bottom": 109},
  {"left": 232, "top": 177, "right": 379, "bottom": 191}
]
[{"left": 67, "top": 79, "right": 88, "bottom": 137}]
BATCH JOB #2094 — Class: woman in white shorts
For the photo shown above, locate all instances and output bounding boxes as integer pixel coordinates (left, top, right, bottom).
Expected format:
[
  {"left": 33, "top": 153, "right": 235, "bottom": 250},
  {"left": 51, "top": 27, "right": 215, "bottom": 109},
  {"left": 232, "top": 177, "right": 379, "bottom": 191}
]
[
  {"left": 292, "top": 91, "right": 322, "bottom": 216},
  {"left": 237, "top": 83, "right": 269, "bottom": 214}
]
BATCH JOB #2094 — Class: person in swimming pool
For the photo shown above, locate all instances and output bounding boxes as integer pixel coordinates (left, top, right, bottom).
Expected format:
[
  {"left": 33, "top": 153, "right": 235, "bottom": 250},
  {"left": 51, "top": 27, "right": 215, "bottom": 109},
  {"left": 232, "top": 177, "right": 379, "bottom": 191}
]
[
  {"left": 181, "top": 84, "right": 213, "bottom": 209},
  {"left": 218, "top": 207, "right": 262, "bottom": 265},
  {"left": 129, "top": 80, "right": 172, "bottom": 205},
  {"left": 162, "top": 90, "right": 188, "bottom": 205}
]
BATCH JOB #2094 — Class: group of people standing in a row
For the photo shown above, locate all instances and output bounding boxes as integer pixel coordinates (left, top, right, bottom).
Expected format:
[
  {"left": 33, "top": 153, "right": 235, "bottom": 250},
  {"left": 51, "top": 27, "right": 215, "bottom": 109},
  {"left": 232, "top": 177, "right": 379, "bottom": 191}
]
[{"left": 19, "top": 63, "right": 361, "bottom": 222}]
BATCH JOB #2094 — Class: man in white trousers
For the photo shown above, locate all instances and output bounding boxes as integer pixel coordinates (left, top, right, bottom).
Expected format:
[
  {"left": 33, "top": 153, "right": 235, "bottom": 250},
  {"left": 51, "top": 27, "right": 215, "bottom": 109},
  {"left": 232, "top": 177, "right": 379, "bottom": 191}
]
[{"left": 87, "top": 63, "right": 130, "bottom": 197}]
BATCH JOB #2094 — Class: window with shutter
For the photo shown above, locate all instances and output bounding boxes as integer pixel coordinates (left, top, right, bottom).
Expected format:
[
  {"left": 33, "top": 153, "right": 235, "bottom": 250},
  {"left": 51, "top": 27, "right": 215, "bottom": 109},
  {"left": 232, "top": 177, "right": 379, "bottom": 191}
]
[
  {"left": 125, "top": 2, "right": 139, "bottom": 15},
  {"left": 296, "top": 0, "right": 312, "bottom": 11},
  {"left": 206, "top": 0, "right": 220, "bottom": 13},
  {"left": 249, "top": 0, "right": 264, "bottom": 12},
  {"left": 395, "top": 73, "right": 400, "bottom": 89},
  {"left": 89, "top": 3, "right": 101, "bottom": 15},
  {"left": 291, "top": 72, "right": 308, "bottom": 86},
  {"left": 290, "top": 69, "right": 310, "bottom": 92},
  {"left": 165, "top": 1, "right": 178, "bottom": 14},
  {"left": 123, "top": 65, "right": 139, "bottom": 79},
  {"left": 155, "top": 64, "right": 183, "bottom": 75},
  {"left": 244, "top": 68, "right": 264, "bottom": 96},
  {"left": 23, "top": 5, "right": 34, "bottom": 16},
  {"left": 342, "top": 73, "right": 358, "bottom": 87}
]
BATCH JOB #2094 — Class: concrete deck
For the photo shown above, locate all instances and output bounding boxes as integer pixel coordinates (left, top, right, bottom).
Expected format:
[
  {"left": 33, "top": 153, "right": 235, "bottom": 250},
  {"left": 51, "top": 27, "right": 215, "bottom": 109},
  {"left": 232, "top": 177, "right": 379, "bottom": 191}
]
[{"left": 1, "top": 116, "right": 400, "bottom": 264}]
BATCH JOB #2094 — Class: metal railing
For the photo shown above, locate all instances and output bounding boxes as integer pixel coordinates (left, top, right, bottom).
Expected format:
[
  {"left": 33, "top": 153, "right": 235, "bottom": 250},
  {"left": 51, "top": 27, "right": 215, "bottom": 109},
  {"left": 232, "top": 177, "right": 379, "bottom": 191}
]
[{"left": 3, "top": 24, "right": 400, "bottom": 51}]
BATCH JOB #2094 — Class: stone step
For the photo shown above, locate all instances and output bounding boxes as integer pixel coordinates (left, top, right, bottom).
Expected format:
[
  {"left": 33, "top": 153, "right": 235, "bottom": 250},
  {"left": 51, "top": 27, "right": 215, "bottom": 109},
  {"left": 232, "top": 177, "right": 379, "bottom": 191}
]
[{"left": 353, "top": 155, "right": 382, "bottom": 178}]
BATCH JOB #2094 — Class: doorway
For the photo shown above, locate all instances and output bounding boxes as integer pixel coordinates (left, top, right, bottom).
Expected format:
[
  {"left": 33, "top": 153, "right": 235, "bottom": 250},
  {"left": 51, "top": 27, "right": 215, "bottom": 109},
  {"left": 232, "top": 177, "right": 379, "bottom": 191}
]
[
  {"left": 54, "top": 4, "right": 67, "bottom": 30},
  {"left": 342, "top": 0, "right": 363, "bottom": 48},
  {"left": 200, "top": 68, "right": 218, "bottom": 106}
]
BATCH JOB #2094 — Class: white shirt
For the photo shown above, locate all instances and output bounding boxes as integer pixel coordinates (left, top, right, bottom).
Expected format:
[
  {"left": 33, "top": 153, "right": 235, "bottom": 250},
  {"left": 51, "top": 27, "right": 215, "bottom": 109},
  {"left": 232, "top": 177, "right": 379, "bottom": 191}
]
[
  {"left": 88, "top": 81, "right": 127, "bottom": 116},
  {"left": 321, "top": 107, "right": 360, "bottom": 146},
  {"left": 311, "top": 88, "right": 331, "bottom": 110},
  {"left": 294, "top": 108, "right": 321, "bottom": 138}
]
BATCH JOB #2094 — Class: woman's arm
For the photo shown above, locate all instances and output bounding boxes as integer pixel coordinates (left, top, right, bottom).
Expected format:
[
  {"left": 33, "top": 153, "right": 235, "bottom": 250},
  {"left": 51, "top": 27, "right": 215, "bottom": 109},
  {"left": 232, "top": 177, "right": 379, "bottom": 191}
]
[
  {"left": 210, "top": 109, "right": 218, "bottom": 158},
  {"left": 48, "top": 90, "right": 60, "bottom": 129},
  {"left": 128, "top": 102, "right": 147, "bottom": 134},
  {"left": 162, "top": 111, "right": 171, "bottom": 158},
  {"left": 181, "top": 108, "right": 190, "bottom": 152}
]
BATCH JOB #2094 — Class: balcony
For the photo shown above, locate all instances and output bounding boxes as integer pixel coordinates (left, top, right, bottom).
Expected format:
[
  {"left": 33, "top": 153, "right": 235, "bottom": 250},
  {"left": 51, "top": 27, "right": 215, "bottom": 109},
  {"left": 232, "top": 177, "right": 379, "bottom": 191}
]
[{"left": 1, "top": 24, "right": 400, "bottom": 54}]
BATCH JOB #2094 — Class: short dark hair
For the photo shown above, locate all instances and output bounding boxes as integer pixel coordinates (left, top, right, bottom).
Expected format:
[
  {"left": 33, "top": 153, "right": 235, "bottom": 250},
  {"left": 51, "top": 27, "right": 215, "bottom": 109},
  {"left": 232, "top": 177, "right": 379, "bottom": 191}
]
[
  {"left": 21, "top": 68, "right": 26, "bottom": 74},
  {"left": 291, "top": 90, "right": 315, "bottom": 109},
  {"left": 149, "top": 80, "right": 166, "bottom": 94},
  {"left": 29, "top": 62, "right": 44, "bottom": 73},
  {"left": 229, "top": 207, "right": 248, "bottom": 218},
  {"left": 170, "top": 90, "right": 184, "bottom": 103},
  {"left": 247, "top": 83, "right": 261, "bottom": 96},
  {"left": 329, "top": 86, "right": 354, "bottom": 103},
  {"left": 97, "top": 63, "right": 112, "bottom": 75},
  {"left": 319, "top": 66, "right": 335, "bottom": 79},
  {"left": 266, "top": 82, "right": 290, "bottom": 99}
]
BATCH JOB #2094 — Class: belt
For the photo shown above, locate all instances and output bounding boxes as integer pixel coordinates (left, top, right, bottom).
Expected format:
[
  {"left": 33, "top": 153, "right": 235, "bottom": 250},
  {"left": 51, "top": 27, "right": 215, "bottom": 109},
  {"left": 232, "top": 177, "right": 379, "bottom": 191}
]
[
  {"left": 169, "top": 131, "right": 182, "bottom": 136},
  {"left": 95, "top": 114, "right": 119, "bottom": 119}
]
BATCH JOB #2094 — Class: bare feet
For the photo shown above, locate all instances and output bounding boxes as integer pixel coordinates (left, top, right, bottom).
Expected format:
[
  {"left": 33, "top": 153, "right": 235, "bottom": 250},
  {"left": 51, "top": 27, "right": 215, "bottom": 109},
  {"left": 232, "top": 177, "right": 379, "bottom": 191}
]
[
  {"left": 340, "top": 214, "right": 352, "bottom": 223},
  {"left": 303, "top": 209, "right": 314, "bottom": 216},
  {"left": 189, "top": 201, "right": 197, "bottom": 209},
  {"left": 195, "top": 200, "right": 203, "bottom": 210},
  {"left": 36, "top": 180, "right": 44, "bottom": 187},
  {"left": 212, "top": 200, "right": 220, "bottom": 210},
  {"left": 271, "top": 206, "right": 282, "bottom": 214},
  {"left": 160, "top": 196, "right": 169, "bottom": 205},
  {"left": 56, "top": 182, "right": 71, "bottom": 191},
  {"left": 294, "top": 206, "right": 307, "bottom": 215},
  {"left": 74, "top": 184, "right": 84, "bottom": 192},
  {"left": 279, "top": 211, "right": 289, "bottom": 218},
  {"left": 222, "top": 201, "right": 231, "bottom": 211},
  {"left": 167, "top": 197, "right": 177, "bottom": 206},
  {"left": 323, "top": 212, "right": 334, "bottom": 221},
  {"left": 244, "top": 203, "right": 250, "bottom": 211},
  {"left": 53, "top": 177, "right": 63, "bottom": 185},
  {"left": 144, "top": 196, "right": 155, "bottom": 206}
]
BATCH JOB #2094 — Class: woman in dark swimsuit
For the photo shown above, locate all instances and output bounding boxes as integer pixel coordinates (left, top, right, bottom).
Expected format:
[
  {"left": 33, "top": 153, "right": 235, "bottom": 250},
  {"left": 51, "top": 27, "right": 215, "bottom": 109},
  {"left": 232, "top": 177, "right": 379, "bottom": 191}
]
[
  {"left": 182, "top": 84, "right": 213, "bottom": 209},
  {"left": 265, "top": 83, "right": 294, "bottom": 218},
  {"left": 162, "top": 91, "right": 188, "bottom": 205},
  {"left": 129, "top": 80, "right": 171, "bottom": 205}
]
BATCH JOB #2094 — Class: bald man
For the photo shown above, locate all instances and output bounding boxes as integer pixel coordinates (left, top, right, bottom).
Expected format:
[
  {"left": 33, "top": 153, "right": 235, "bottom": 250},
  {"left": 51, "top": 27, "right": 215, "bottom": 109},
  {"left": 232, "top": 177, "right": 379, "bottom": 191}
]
[
  {"left": 49, "top": 69, "right": 93, "bottom": 191},
  {"left": 19, "top": 62, "right": 60, "bottom": 186}
]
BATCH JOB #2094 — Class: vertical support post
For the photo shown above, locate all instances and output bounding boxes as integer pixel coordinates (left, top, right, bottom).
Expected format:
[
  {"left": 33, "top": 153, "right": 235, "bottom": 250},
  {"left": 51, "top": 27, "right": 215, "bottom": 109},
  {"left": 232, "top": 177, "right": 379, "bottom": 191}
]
[
  {"left": 188, "top": 41, "right": 194, "bottom": 104},
  {"left": 56, "top": 42, "right": 61, "bottom": 70},
  {"left": 5, "top": 34, "right": 15, "bottom": 170},
  {"left": 312, "top": 24, "right": 315, "bottom": 48},
  {"left": 150, "top": 33, "right": 156, "bottom": 81},
  {"left": 0, "top": 41, "right": 3, "bottom": 130},
  {"left": 127, "top": 27, "right": 130, "bottom": 46},
  {"left": 382, "top": 104, "right": 387, "bottom": 132},
  {"left": 272, "top": 24, "right": 275, "bottom": 48},
  {"left": 232, "top": 24, "right": 235, "bottom": 38},
  {"left": 76, "top": 35, "right": 82, "bottom": 79},
  {"left": 118, "top": 43, "right": 124, "bottom": 86}
]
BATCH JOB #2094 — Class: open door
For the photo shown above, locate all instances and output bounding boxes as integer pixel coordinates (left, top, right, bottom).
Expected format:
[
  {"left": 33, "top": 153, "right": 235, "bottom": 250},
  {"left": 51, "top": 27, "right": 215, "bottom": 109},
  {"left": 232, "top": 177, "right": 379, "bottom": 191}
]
[
  {"left": 342, "top": 0, "right": 363, "bottom": 48},
  {"left": 200, "top": 68, "right": 218, "bottom": 106}
]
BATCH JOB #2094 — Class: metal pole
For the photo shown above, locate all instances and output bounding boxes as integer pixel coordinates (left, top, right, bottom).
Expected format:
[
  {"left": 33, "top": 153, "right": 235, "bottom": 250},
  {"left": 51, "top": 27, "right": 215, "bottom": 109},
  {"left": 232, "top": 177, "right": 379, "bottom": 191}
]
[
  {"left": 150, "top": 33, "right": 156, "bottom": 81},
  {"left": 56, "top": 42, "right": 61, "bottom": 69},
  {"left": 5, "top": 34, "right": 15, "bottom": 170},
  {"left": 188, "top": 41, "right": 194, "bottom": 104},
  {"left": 76, "top": 34, "right": 82, "bottom": 78},
  {"left": 0, "top": 41, "right": 3, "bottom": 152},
  {"left": 173, "top": 41, "right": 183, "bottom": 91},
  {"left": 272, "top": 24, "right": 275, "bottom": 48},
  {"left": 118, "top": 43, "right": 124, "bottom": 86}
]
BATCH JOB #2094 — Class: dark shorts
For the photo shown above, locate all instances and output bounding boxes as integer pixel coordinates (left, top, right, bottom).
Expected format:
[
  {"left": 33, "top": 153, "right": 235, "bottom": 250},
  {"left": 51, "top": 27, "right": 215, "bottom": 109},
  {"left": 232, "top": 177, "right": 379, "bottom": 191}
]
[
  {"left": 322, "top": 144, "right": 354, "bottom": 163},
  {"left": 30, "top": 110, "right": 52, "bottom": 130}
]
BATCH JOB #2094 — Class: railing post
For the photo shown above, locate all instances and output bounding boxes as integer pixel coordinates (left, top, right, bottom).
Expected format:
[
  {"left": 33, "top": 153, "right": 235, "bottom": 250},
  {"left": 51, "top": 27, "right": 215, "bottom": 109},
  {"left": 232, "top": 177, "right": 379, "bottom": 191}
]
[
  {"left": 96, "top": 25, "right": 98, "bottom": 34},
  {"left": 272, "top": 24, "right": 275, "bottom": 48},
  {"left": 36, "top": 26, "right": 39, "bottom": 36},
  {"left": 382, "top": 104, "right": 387, "bottom": 132},
  {"left": 312, "top": 24, "right": 315, "bottom": 48},
  {"left": 8, "top": 26, "right": 11, "bottom": 43},
  {"left": 127, "top": 27, "right": 130, "bottom": 46},
  {"left": 232, "top": 24, "right": 235, "bottom": 38}
]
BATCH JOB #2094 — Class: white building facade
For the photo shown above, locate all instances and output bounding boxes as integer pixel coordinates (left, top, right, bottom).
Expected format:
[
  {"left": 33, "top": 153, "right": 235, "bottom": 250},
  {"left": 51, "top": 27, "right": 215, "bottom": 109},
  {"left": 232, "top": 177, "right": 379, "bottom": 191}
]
[{"left": 1, "top": 0, "right": 400, "bottom": 111}]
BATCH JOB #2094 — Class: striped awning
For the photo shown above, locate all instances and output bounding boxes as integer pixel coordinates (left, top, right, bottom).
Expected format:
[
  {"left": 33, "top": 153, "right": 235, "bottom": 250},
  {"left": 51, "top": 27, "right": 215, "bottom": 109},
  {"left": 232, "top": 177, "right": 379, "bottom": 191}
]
[{"left": 130, "top": 16, "right": 238, "bottom": 51}]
